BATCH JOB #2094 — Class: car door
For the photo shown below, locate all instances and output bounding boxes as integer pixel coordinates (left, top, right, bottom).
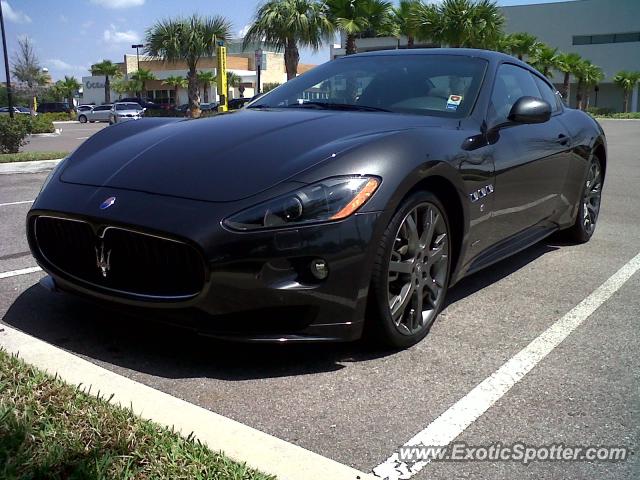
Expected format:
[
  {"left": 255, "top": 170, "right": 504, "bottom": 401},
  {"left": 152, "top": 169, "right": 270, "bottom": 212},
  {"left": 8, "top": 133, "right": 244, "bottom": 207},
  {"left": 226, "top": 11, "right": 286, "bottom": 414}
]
[
  {"left": 92, "top": 106, "right": 110, "bottom": 121},
  {"left": 487, "top": 63, "right": 572, "bottom": 242}
]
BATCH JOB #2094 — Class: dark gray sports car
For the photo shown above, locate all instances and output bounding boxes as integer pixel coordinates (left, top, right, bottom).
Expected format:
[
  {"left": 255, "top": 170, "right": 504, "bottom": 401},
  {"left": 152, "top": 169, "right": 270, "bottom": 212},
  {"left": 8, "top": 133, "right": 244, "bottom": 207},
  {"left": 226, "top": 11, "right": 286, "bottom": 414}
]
[{"left": 28, "top": 49, "right": 605, "bottom": 348}]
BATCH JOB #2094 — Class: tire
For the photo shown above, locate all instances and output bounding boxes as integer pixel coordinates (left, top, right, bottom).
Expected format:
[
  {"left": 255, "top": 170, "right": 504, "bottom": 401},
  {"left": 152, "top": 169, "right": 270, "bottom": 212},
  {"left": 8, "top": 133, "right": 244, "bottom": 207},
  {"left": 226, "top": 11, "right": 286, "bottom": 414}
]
[
  {"left": 109, "top": 116, "right": 115, "bottom": 125},
  {"left": 78, "top": 115, "right": 87, "bottom": 123},
  {"left": 560, "top": 154, "right": 603, "bottom": 244},
  {"left": 369, "top": 191, "right": 452, "bottom": 348}
]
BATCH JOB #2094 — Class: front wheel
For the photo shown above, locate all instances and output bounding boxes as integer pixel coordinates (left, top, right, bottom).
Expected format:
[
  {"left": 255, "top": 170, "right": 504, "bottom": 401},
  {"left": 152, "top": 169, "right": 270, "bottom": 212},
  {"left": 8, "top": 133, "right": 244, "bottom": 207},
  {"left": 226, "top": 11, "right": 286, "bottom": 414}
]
[
  {"left": 109, "top": 116, "right": 115, "bottom": 125},
  {"left": 78, "top": 115, "right": 87, "bottom": 123},
  {"left": 561, "top": 154, "right": 603, "bottom": 243},
  {"left": 369, "top": 191, "right": 452, "bottom": 348}
]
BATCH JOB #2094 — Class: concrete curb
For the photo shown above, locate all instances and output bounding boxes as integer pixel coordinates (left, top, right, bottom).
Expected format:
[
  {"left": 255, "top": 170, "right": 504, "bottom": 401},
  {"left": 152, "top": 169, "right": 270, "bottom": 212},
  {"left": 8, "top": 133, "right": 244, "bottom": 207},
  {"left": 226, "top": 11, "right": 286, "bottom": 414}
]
[
  {"left": 30, "top": 128, "right": 62, "bottom": 137},
  {"left": 0, "top": 325, "right": 375, "bottom": 480},
  {"left": 52, "top": 120, "right": 79, "bottom": 124},
  {"left": 0, "top": 158, "right": 63, "bottom": 175}
]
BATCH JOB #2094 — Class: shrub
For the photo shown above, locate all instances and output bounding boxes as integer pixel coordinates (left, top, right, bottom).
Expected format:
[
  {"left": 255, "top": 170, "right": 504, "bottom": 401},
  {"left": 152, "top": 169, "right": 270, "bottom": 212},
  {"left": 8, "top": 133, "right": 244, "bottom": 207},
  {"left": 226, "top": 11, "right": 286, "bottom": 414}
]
[
  {"left": 28, "top": 115, "right": 56, "bottom": 134},
  {"left": 0, "top": 116, "right": 29, "bottom": 153},
  {"left": 38, "top": 112, "right": 75, "bottom": 122},
  {"left": 585, "top": 106, "right": 614, "bottom": 116},
  {"left": 262, "top": 82, "right": 281, "bottom": 93}
]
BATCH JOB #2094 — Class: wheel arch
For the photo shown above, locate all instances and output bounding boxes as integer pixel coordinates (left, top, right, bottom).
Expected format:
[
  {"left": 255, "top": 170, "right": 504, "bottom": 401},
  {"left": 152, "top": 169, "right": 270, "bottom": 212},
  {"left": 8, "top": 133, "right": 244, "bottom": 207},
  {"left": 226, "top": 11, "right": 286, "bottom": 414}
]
[{"left": 593, "top": 141, "right": 607, "bottom": 180}]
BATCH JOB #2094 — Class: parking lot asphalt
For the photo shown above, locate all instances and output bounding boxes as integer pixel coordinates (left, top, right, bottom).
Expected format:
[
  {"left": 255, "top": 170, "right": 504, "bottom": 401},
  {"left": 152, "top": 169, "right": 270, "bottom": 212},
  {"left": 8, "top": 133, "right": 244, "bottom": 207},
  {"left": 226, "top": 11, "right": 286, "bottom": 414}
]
[
  {"left": 23, "top": 121, "right": 106, "bottom": 153},
  {"left": 1, "top": 119, "right": 638, "bottom": 479}
]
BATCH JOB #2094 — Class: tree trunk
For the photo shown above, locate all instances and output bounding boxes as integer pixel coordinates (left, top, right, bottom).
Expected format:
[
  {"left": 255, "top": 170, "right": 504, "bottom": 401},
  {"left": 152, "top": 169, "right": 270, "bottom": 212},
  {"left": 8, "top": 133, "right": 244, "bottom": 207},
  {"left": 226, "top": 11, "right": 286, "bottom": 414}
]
[
  {"left": 407, "top": 35, "right": 414, "bottom": 48},
  {"left": 623, "top": 91, "right": 629, "bottom": 113},
  {"left": 104, "top": 75, "right": 111, "bottom": 104},
  {"left": 174, "top": 87, "right": 179, "bottom": 107},
  {"left": 576, "top": 81, "right": 584, "bottom": 110},
  {"left": 204, "top": 84, "right": 209, "bottom": 103},
  {"left": 585, "top": 91, "right": 591, "bottom": 109},
  {"left": 518, "top": 53, "right": 523, "bottom": 60},
  {"left": 561, "top": 72, "right": 570, "bottom": 102},
  {"left": 284, "top": 39, "right": 299, "bottom": 80},
  {"left": 346, "top": 34, "right": 357, "bottom": 55},
  {"left": 187, "top": 68, "right": 200, "bottom": 118}
]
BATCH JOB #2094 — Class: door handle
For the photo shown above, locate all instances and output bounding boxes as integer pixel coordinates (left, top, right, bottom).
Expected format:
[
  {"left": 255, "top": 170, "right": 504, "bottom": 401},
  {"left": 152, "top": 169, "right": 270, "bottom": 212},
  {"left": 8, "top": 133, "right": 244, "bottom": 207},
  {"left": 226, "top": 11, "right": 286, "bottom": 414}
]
[{"left": 557, "top": 134, "right": 570, "bottom": 146}]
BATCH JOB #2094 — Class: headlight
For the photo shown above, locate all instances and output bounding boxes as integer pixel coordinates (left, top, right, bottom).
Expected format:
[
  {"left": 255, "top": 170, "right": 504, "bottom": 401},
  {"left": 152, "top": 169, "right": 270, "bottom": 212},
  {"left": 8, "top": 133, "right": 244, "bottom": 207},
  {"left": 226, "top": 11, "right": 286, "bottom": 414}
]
[{"left": 223, "top": 176, "right": 380, "bottom": 231}]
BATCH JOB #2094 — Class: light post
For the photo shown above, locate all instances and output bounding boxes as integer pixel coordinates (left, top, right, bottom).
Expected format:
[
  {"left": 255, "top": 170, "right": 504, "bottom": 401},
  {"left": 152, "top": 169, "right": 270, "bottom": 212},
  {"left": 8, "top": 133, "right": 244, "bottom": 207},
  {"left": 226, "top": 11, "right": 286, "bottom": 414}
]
[
  {"left": 255, "top": 49, "right": 262, "bottom": 94},
  {"left": 0, "top": 1, "right": 14, "bottom": 118},
  {"left": 131, "top": 43, "right": 144, "bottom": 71}
]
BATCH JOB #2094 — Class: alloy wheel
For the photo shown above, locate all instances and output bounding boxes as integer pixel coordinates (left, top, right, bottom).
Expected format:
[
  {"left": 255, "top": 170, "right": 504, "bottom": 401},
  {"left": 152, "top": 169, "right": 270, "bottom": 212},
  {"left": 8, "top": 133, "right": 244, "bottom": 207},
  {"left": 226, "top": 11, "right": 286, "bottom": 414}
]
[
  {"left": 387, "top": 202, "right": 449, "bottom": 336},
  {"left": 583, "top": 159, "right": 602, "bottom": 235}
]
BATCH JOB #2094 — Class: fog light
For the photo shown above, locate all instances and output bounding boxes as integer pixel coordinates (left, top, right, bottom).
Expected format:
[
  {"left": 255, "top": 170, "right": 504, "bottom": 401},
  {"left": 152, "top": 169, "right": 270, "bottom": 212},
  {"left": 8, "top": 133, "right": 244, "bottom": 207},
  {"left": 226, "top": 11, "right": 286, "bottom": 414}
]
[{"left": 310, "top": 258, "right": 328, "bottom": 280}]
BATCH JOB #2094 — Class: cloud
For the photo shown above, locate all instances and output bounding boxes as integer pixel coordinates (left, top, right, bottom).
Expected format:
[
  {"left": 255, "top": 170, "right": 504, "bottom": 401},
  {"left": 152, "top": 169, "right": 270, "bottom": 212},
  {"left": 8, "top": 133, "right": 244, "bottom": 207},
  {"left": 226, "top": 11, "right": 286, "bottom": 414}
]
[
  {"left": 103, "top": 24, "right": 140, "bottom": 44},
  {"left": 237, "top": 24, "right": 251, "bottom": 38},
  {"left": 46, "top": 59, "right": 90, "bottom": 73},
  {"left": 59, "top": 14, "right": 68, "bottom": 23},
  {"left": 90, "top": 0, "right": 144, "bottom": 8},
  {"left": 1, "top": 1, "right": 31, "bottom": 23}
]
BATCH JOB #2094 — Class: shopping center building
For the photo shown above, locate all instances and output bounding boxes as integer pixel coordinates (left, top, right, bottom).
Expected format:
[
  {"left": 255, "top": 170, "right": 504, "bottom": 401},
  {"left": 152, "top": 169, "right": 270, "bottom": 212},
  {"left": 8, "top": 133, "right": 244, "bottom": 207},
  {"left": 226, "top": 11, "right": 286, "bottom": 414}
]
[
  {"left": 329, "top": 0, "right": 640, "bottom": 112},
  {"left": 81, "top": 40, "right": 316, "bottom": 106}
]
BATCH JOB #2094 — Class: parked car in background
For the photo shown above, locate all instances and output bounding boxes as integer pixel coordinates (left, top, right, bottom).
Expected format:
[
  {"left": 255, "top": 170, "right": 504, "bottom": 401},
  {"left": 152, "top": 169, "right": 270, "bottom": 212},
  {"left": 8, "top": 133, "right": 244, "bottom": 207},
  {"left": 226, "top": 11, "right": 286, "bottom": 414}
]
[
  {"left": 77, "top": 105, "right": 94, "bottom": 113},
  {"left": 200, "top": 102, "right": 218, "bottom": 111},
  {"left": 118, "top": 97, "right": 162, "bottom": 110},
  {"left": 227, "top": 97, "right": 251, "bottom": 110},
  {"left": 0, "top": 106, "right": 35, "bottom": 115},
  {"left": 109, "top": 102, "right": 144, "bottom": 124},
  {"left": 37, "top": 102, "right": 71, "bottom": 114},
  {"left": 77, "top": 104, "right": 113, "bottom": 123}
]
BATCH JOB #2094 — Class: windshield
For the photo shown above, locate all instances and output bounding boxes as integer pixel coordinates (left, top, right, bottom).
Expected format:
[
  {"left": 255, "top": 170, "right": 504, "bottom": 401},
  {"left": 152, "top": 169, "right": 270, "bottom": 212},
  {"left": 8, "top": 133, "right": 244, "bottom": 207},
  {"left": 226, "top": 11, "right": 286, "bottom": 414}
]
[
  {"left": 250, "top": 54, "right": 487, "bottom": 117},
  {"left": 116, "top": 103, "right": 140, "bottom": 111}
]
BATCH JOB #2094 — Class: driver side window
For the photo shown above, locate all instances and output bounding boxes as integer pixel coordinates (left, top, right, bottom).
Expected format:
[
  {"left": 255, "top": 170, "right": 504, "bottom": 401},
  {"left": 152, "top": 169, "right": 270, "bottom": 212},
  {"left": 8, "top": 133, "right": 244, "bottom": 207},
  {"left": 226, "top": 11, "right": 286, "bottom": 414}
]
[{"left": 488, "top": 64, "right": 542, "bottom": 126}]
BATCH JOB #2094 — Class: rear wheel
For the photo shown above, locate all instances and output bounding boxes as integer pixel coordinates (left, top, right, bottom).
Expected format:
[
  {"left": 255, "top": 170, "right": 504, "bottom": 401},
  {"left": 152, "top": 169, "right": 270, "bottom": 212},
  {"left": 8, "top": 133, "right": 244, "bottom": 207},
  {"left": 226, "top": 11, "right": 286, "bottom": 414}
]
[
  {"left": 561, "top": 154, "right": 603, "bottom": 243},
  {"left": 370, "top": 191, "right": 452, "bottom": 348},
  {"left": 78, "top": 115, "right": 87, "bottom": 123}
]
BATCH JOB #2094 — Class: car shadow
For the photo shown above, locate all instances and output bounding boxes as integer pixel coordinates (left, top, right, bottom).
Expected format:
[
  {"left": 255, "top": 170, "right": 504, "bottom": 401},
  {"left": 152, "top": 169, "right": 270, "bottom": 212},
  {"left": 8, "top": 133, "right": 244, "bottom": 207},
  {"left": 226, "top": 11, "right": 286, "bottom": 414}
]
[{"left": 3, "top": 241, "right": 559, "bottom": 382}]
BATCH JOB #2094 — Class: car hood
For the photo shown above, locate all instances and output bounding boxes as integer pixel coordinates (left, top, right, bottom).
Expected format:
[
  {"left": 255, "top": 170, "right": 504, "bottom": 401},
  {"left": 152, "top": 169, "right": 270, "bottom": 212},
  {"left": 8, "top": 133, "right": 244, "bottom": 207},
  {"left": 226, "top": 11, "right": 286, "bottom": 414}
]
[{"left": 61, "top": 109, "right": 441, "bottom": 202}]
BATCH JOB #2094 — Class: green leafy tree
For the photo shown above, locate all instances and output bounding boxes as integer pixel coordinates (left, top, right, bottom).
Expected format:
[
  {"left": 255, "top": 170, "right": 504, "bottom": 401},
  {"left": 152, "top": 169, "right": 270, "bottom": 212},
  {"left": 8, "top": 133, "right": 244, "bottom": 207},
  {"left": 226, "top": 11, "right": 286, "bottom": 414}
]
[
  {"left": 162, "top": 75, "right": 187, "bottom": 106},
  {"left": 580, "top": 63, "right": 604, "bottom": 109},
  {"left": 244, "top": 0, "right": 332, "bottom": 80},
  {"left": 529, "top": 43, "right": 559, "bottom": 77},
  {"left": 11, "top": 37, "right": 47, "bottom": 109},
  {"left": 146, "top": 15, "right": 232, "bottom": 117},
  {"left": 196, "top": 71, "right": 216, "bottom": 103},
  {"left": 326, "top": 0, "right": 397, "bottom": 55},
  {"left": 393, "top": 0, "right": 421, "bottom": 48},
  {"left": 130, "top": 68, "right": 156, "bottom": 99},
  {"left": 613, "top": 70, "right": 640, "bottom": 113},
  {"left": 555, "top": 52, "right": 582, "bottom": 104},
  {"left": 91, "top": 60, "right": 120, "bottom": 104},
  {"left": 408, "top": 1, "right": 440, "bottom": 45},
  {"left": 55, "top": 76, "right": 81, "bottom": 112}
]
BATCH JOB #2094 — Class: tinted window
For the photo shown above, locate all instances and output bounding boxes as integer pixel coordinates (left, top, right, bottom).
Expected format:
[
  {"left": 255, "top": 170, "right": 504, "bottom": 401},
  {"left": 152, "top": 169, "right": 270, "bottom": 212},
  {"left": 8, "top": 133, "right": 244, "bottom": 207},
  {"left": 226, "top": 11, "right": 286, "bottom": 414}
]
[
  {"left": 488, "top": 63, "right": 541, "bottom": 125},
  {"left": 532, "top": 75, "right": 560, "bottom": 113},
  {"left": 116, "top": 103, "right": 139, "bottom": 110},
  {"left": 93, "top": 106, "right": 110, "bottom": 111},
  {"left": 250, "top": 54, "right": 488, "bottom": 118}
]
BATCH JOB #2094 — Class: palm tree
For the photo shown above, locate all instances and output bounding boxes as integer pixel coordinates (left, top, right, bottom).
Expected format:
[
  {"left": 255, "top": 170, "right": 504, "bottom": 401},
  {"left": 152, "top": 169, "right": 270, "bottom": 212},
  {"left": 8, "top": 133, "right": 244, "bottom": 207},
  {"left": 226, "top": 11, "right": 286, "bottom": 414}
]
[
  {"left": 244, "top": 0, "right": 333, "bottom": 80},
  {"left": 90, "top": 60, "right": 120, "bottom": 104},
  {"left": 55, "top": 76, "right": 81, "bottom": 112},
  {"left": 508, "top": 32, "right": 539, "bottom": 60},
  {"left": 326, "top": 0, "right": 396, "bottom": 55},
  {"left": 196, "top": 71, "right": 216, "bottom": 103},
  {"left": 409, "top": 0, "right": 504, "bottom": 49},
  {"left": 162, "top": 75, "right": 187, "bottom": 107},
  {"left": 613, "top": 71, "right": 640, "bottom": 113},
  {"left": 130, "top": 68, "right": 156, "bottom": 99},
  {"left": 111, "top": 74, "right": 132, "bottom": 100},
  {"left": 581, "top": 63, "right": 604, "bottom": 109},
  {"left": 146, "top": 15, "right": 232, "bottom": 117},
  {"left": 555, "top": 52, "right": 582, "bottom": 104},
  {"left": 529, "top": 43, "right": 559, "bottom": 77},
  {"left": 393, "top": 0, "right": 420, "bottom": 48}
]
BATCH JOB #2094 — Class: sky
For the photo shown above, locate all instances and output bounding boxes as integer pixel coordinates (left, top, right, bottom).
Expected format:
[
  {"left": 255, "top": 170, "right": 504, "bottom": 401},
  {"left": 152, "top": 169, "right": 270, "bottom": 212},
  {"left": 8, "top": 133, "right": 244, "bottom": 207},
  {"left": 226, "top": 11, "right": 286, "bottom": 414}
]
[{"left": 0, "top": 0, "right": 574, "bottom": 81}]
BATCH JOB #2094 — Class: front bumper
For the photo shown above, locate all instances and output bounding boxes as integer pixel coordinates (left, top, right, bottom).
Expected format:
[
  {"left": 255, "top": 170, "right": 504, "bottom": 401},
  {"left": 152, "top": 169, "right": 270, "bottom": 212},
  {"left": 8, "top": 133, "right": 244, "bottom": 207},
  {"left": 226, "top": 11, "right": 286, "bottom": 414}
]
[{"left": 28, "top": 182, "right": 383, "bottom": 342}]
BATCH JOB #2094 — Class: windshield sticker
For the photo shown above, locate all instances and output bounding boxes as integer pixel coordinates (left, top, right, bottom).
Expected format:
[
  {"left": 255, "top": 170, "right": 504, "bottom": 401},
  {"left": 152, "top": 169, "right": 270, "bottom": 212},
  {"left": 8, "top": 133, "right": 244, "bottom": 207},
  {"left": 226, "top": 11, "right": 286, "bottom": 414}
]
[{"left": 446, "top": 94, "right": 463, "bottom": 111}]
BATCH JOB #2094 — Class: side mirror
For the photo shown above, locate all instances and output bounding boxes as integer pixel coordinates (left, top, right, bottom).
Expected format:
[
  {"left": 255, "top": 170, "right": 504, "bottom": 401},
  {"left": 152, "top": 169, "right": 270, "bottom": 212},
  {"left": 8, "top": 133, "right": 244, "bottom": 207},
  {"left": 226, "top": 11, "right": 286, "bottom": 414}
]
[{"left": 508, "top": 96, "right": 551, "bottom": 124}]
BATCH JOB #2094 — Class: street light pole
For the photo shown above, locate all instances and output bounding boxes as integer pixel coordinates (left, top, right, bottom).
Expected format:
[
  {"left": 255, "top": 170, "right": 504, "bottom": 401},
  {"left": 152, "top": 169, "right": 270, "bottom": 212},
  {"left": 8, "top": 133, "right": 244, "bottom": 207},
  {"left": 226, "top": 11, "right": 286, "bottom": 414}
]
[
  {"left": 131, "top": 43, "right": 143, "bottom": 71},
  {"left": 0, "top": 1, "right": 14, "bottom": 118}
]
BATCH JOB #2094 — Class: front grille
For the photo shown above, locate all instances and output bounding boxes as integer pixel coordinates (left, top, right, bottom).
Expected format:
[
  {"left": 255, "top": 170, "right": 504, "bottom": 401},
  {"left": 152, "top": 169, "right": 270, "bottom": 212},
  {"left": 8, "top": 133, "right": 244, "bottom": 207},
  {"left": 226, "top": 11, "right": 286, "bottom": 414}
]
[{"left": 33, "top": 216, "right": 206, "bottom": 300}]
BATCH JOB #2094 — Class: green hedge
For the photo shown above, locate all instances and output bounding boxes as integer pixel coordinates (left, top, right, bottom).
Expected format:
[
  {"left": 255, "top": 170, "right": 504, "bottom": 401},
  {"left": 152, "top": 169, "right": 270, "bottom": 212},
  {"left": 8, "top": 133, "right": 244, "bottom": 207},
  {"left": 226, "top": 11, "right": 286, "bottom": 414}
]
[
  {"left": 591, "top": 112, "right": 640, "bottom": 119},
  {"left": 144, "top": 109, "right": 218, "bottom": 118},
  {"left": 0, "top": 115, "right": 56, "bottom": 153},
  {"left": 38, "top": 112, "right": 75, "bottom": 122}
]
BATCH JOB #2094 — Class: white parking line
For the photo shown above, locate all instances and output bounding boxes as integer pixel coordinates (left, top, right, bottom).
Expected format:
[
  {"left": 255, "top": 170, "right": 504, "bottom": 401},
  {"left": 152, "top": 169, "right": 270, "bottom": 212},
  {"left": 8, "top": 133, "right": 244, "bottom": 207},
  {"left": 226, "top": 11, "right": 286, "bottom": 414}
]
[
  {"left": 0, "top": 266, "right": 42, "bottom": 279},
  {"left": 0, "top": 200, "right": 33, "bottom": 207},
  {"left": 373, "top": 251, "right": 640, "bottom": 480}
]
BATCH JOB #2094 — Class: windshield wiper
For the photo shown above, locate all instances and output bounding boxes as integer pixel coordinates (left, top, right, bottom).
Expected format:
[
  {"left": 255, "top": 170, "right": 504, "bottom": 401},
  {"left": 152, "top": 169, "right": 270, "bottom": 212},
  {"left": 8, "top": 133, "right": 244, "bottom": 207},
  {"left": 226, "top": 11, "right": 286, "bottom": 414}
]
[{"left": 283, "top": 102, "right": 391, "bottom": 112}]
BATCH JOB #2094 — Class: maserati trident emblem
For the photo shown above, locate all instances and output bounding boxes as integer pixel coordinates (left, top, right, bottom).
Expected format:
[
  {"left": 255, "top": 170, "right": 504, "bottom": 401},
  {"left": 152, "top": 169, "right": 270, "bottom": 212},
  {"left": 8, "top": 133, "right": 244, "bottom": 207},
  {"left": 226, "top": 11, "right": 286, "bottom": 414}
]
[
  {"left": 100, "top": 196, "right": 116, "bottom": 210},
  {"left": 95, "top": 242, "right": 111, "bottom": 278}
]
